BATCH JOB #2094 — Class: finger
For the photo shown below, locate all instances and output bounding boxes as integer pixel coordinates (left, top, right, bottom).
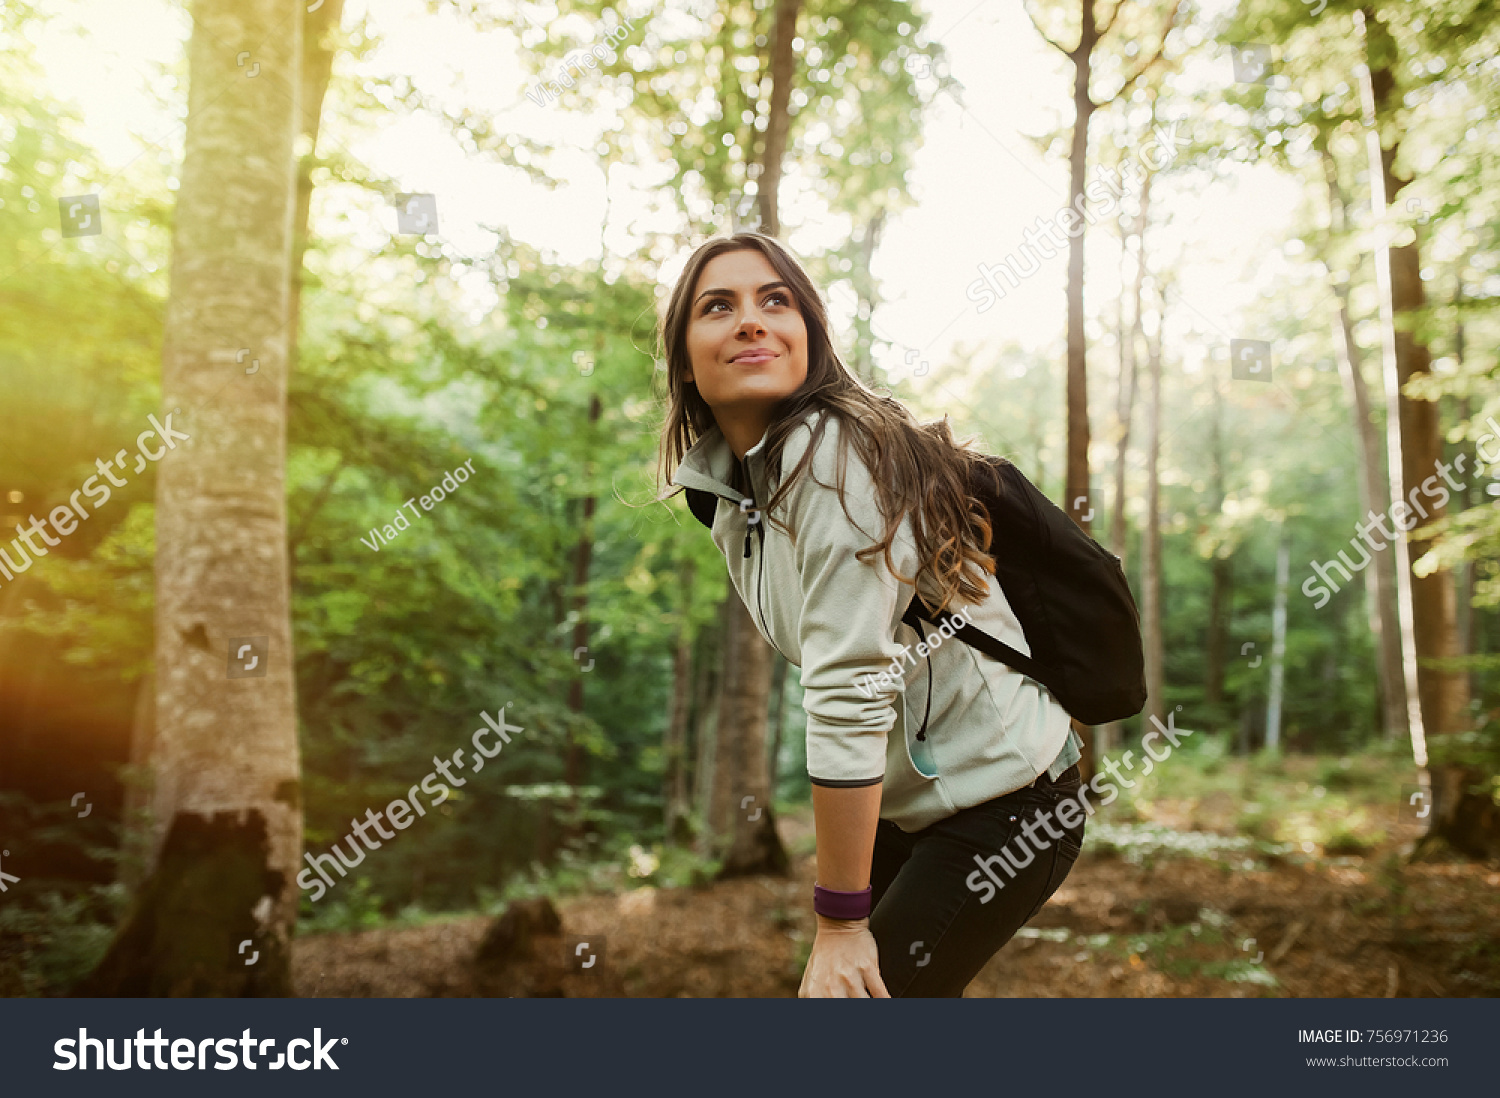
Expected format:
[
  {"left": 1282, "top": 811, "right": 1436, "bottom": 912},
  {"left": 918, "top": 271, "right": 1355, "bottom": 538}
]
[{"left": 867, "top": 967, "right": 892, "bottom": 998}]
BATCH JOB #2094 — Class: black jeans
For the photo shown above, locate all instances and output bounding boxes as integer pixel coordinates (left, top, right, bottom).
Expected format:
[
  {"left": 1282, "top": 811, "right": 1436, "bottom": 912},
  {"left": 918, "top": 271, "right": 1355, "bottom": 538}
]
[{"left": 868, "top": 764, "right": 1084, "bottom": 997}]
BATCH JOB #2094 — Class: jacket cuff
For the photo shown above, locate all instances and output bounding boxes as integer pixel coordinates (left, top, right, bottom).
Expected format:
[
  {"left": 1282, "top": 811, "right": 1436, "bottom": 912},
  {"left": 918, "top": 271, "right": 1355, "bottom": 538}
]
[{"left": 808, "top": 774, "right": 884, "bottom": 788}]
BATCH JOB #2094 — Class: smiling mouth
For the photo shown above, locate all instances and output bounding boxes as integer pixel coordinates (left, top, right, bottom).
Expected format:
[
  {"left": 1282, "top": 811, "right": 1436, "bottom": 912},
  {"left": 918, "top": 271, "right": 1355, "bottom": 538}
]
[{"left": 731, "top": 350, "right": 777, "bottom": 363}]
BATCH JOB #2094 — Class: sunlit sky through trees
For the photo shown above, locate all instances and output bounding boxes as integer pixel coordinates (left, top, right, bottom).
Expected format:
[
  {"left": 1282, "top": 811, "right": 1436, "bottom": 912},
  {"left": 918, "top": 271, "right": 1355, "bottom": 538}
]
[{"left": 31, "top": 0, "right": 1303, "bottom": 400}]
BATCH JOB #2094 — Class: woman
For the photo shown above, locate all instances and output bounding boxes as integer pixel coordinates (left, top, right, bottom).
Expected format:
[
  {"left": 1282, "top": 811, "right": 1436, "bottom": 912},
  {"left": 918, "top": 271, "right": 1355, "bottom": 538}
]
[{"left": 658, "top": 232, "right": 1085, "bottom": 998}]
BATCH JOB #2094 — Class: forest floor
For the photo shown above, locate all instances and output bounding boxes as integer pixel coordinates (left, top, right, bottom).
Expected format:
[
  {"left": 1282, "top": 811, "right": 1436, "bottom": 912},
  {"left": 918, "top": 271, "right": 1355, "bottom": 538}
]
[{"left": 294, "top": 778, "right": 1500, "bottom": 998}]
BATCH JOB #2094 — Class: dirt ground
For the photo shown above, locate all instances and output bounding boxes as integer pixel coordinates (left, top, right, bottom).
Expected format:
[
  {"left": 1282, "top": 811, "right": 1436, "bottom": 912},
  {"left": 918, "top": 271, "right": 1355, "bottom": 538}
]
[{"left": 293, "top": 808, "right": 1500, "bottom": 998}]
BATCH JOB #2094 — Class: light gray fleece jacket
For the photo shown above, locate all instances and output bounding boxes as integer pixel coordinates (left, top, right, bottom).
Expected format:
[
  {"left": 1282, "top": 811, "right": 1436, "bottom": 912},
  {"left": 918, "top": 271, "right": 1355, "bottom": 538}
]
[{"left": 671, "top": 409, "right": 1081, "bottom": 833}]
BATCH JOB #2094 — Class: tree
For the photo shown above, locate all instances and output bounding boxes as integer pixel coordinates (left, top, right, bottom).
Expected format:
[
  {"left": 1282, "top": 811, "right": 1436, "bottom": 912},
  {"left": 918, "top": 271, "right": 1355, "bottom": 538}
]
[
  {"left": 1023, "top": 0, "right": 1182, "bottom": 536},
  {"left": 80, "top": 0, "right": 306, "bottom": 996},
  {"left": 1141, "top": 274, "right": 1166, "bottom": 726},
  {"left": 1314, "top": 131, "right": 1406, "bottom": 741},
  {"left": 1356, "top": 5, "right": 1468, "bottom": 759}
]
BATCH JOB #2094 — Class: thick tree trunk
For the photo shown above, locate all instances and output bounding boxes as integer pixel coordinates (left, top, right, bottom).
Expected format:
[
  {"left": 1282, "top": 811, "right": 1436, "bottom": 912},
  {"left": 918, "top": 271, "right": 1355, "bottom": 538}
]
[
  {"left": 707, "top": 594, "right": 788, "bottom": 877},
  {"left": 80, "top": 0, "right": 304, "bottom": 997},
  {"left": 663, "top": 560, "right": 695, "bottom": 843},
  {"left": 694, "top": 0, "right": 795, "bottom": 877},
  {"left": 1360, "top": 9, "right": 1476, "bottom": 856},
  {"left": 766, "top": 653, "right": 789, "bottom": 796}
]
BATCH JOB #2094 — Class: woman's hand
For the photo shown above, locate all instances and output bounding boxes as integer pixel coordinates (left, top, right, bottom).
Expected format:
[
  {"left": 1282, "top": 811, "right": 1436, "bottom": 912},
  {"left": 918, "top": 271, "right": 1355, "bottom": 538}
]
[{"left": 798, "top": 915, "right": 891, "bottom": 998}]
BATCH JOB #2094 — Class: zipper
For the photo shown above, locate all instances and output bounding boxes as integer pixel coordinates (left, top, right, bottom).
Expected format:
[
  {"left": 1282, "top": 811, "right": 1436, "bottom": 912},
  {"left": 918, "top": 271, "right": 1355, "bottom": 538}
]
[{"left": 747, "top": 510, "right": 785, "bottom": 659}]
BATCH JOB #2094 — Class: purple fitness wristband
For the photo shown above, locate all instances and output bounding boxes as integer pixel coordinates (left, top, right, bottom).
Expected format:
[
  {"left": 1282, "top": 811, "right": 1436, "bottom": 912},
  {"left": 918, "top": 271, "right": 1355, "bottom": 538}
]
[{"left": 813, "top": 883, "right": 872, "bottom": 920}]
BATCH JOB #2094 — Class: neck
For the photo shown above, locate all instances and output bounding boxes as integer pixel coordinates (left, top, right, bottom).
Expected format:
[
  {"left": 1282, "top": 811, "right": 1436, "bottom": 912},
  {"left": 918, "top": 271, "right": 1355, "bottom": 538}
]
[{"left": 719, "top": 413, "right": 771, "bottom": 462}]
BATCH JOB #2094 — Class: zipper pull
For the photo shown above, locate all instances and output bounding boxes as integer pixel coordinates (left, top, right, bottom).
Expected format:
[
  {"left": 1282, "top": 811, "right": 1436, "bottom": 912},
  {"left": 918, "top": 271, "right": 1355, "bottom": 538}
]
[{"left": 739, "top": 496, "right": 757, "bottom": 558}]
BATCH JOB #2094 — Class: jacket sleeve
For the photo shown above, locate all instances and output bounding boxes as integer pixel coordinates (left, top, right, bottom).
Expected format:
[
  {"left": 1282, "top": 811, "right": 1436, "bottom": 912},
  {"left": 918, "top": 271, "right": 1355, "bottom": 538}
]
[{"left": 778, "top": 416, "right": 920, "bottom": 786}]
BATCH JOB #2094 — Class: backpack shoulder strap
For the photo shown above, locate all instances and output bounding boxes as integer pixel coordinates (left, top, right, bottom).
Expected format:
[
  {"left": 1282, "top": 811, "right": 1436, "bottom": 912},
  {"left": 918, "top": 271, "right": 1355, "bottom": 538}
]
[{"left": 901, "top": 597, "right": 1046, "bottom": 684}]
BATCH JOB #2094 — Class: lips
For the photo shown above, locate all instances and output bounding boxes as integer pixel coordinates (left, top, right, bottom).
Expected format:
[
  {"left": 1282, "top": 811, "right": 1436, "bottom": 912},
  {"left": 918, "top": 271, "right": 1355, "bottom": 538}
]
[{"left": 731, "top": 349, "right": 777, "bottom": 363}]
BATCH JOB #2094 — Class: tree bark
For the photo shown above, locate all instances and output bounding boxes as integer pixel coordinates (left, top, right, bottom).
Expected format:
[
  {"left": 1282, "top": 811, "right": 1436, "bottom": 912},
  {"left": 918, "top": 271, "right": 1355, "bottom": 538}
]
[
  {"left": 80, "top": 0, "right": 304, "bottom": 996},
  {"left": 565, "top": 394, "right": 603, "bottom": 761},
  {"left": 663, "top": 560, "right": 695, "bottom": 843},
  {"left": 708, "top": 594, "right": 787, "bottom": 877},
  {"left": 766, "top": 652, "right": 789, "bottom": 798},
  {"left": 1359, "top": 8, "right": 1476, "bottom": 855},
  {"left": 691, "top": 611, "right": 722, "bottom": 845},
  {"left": 1063, "top": 0, "right": 1099, "bottom": 538},
  {"left": 1318, "top": 127, "right": 1408, "bottom": 745},
  {"left": 754, "top": 0, "right": 801, "bottom": 238},
  {"left": 1204, "top": 379, "right": 1231, "bottom": 724},
  {"left": 1099, "top": 167, "right": 1150, "bottom": 753},
  {"left": 693, "top": 0, "right": 796, "bottom": 877},
  {"left": 1265, "top": 530, "right": 1290, "bottom": 751}
]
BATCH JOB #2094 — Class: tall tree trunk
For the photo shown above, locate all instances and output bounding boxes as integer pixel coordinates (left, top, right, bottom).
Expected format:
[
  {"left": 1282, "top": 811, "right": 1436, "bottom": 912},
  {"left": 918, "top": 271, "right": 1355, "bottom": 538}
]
[
  {"left": 1100, "top": 168, "right": 1149, "bottom": 753},
  {"left": 1359, "top": 9, "right": 1471, "bottom": 771},
  {"left": 1108, "top": 177, "right": 1147, "bottom": 562},
  {"left": 287, "top": 0, "right": 345, "bottom": 362},
  {"left": 691, "top": 612, "right": 722, "bottom": 844},
  {"left": 1333, "top": 286, "right": 1407, "bottom": 741},
  {"left": 1265, "top": 529, "right": 1290, "bottom": 752},
  {"left": 708, "top": 595, "right": 787, "bottom": 877},
  {"left": 1360, "top": 9, "right": 1484, "bottom": 856},
  {"left": 1357, "top": 10, "right": 1430, "bottom": 773},
  {"left": 79, "top": 0, "right": 304, "bottom": 996},
  {"left": 754, "top": 0, "right": 801, "bottom": 238},
  {"left": 766, "top": 653, "right": 789, "bottom": 796},
  {"left": 1063, "top": 0, "right": 1099, "bottom": 537},
  {"left": 565, "top": 394, "right": 602, "bottom": 760},
  {"left": 694, "top": 0, "right": 796, "bottom": 877},
  {"left": 1141, "top": 288, "right": 1164, "bottom": 727},
  {"left": 1203, "top": 379, "right": 1231, "bottom": 725},
  {"left": 663, "top": 560, "right": 696, "bottom": 844},
  {"left": 1319, "top": 138, "right": 1406, "bottom": 742},
  {"left": 851, "top": 210, "right": 887, "bottom": 384}
]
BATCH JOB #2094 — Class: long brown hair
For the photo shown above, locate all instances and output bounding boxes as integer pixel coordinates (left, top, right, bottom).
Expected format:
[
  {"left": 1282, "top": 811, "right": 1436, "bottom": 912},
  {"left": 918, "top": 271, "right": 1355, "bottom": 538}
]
[{"left": 655, "top": 232, "right": 995, "bottom": 613}]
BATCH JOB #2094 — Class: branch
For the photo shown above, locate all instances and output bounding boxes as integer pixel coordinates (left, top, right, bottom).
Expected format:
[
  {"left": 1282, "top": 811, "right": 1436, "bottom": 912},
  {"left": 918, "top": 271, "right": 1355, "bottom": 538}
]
[
  {"left": 1104, "top": 0, "right": 1183, "bottom": 105},
  {"left": 1022, "top": 0, "right": 1076, "bottom": 58},
  {"left": 1097, "top": 0, "right": 1129, "bottom": 39}
]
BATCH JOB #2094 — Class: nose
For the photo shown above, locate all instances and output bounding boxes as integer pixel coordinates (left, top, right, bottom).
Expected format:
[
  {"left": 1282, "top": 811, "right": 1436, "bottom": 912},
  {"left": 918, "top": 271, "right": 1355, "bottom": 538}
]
[{"left": 735, "top": 308, "right": 767, "bottom": 337}]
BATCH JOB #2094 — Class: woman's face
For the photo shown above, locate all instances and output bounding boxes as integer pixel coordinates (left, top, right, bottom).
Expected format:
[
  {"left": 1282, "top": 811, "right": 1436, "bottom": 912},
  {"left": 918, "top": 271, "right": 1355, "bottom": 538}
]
[{"left": 684, "top": 248, "right": 809, "bottom": 445}]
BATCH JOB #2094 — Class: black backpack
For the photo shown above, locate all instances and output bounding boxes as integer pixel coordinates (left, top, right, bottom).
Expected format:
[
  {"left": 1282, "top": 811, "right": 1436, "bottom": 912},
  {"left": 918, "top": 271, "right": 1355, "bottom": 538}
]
[{"left": 682, "top": 454, "right": 1146, "bottom": 726}]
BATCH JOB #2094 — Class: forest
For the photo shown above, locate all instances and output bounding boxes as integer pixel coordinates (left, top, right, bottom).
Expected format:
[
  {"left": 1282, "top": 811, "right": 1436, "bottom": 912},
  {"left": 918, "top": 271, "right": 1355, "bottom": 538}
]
[{"left": 0, "top": 0, "right": 1496, "bottom": 1000}]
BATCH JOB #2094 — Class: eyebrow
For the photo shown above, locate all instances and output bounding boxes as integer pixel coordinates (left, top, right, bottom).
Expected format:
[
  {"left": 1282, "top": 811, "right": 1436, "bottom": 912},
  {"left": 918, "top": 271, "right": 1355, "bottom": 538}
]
[{"left": 693, "top": 280, "right": 792, "bottom": 307}]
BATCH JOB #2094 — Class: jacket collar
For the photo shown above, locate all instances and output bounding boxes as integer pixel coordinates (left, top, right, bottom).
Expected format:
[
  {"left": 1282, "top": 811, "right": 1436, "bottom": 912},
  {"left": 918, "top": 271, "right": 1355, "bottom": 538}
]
[{"left": 671, "top": 413, "right": 801, "bottom": 504}]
